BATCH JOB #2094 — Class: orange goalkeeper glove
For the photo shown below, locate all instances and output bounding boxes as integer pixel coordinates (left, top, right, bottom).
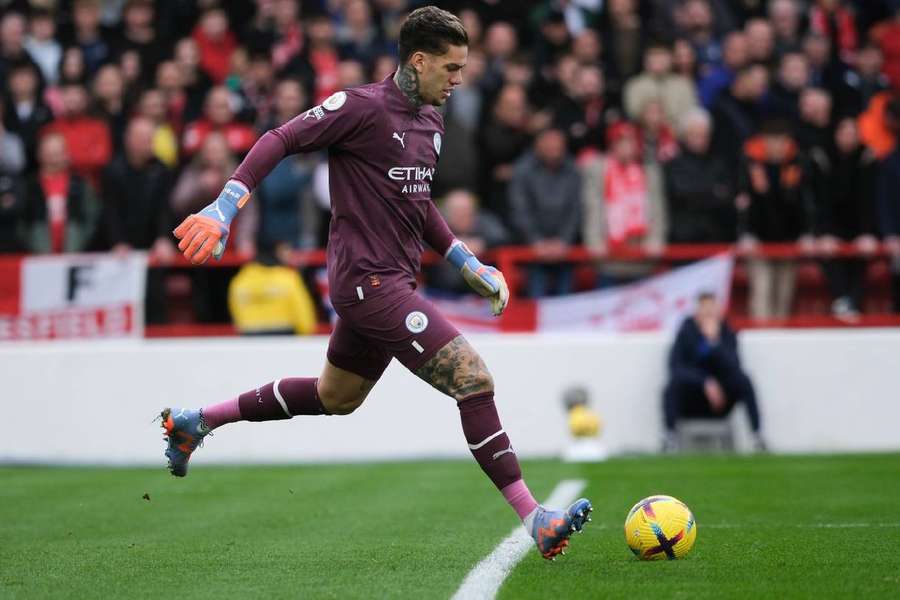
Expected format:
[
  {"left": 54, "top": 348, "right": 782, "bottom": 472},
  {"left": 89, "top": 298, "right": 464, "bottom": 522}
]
[{"left": 173, "top": 180, "right": 249, "bottom": 264}]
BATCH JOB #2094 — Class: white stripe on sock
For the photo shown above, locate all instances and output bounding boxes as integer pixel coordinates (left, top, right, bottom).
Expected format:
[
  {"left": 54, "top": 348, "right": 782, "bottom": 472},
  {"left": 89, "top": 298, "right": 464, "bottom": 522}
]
[
  {"left": 272, "top": 379, "right": 292, "bottom": 417},
  {"left": 468, "top": 429, "right": 504, "bottom": 450}
]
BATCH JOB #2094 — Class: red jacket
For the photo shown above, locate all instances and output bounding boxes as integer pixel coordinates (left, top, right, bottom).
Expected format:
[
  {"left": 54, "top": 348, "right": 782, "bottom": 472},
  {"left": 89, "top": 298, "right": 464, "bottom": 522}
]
[
  {"left": 181, "top": 119, "right": 257, "bottom": 157},
  {"left": 41, "top": 117, "right": 112, "bottom": 188},
  {"left": 192, "top": 27, "right": 237, "bottom": 84}
]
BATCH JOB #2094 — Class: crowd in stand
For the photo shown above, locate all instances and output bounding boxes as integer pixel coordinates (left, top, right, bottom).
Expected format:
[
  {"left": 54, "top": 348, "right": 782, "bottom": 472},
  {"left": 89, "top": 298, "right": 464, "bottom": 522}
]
[{"left": 2, "top": 0, "right": 900, "bottom": 324}]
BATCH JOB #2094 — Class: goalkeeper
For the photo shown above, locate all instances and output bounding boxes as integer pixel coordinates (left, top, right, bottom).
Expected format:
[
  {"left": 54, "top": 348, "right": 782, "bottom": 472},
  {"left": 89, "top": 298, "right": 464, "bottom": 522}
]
[{"left": 162, "top": 6, "right": 591, "bottom": 561}]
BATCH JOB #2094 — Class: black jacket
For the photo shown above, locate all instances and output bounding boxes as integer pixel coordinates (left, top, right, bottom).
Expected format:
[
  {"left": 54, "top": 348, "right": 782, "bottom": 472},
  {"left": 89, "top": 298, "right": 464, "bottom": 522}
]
[
  {"left": 669, "top": 317, "right": 741, "bottom": 387},
  {"left": 807, "top": 146, "right": 877, "bottom": 239},
  {"left": 664, "top": 149, "right": 737, "bottom": 243},
  {"left": 100, "top": 155, "right": 173, "bottom": 249}
]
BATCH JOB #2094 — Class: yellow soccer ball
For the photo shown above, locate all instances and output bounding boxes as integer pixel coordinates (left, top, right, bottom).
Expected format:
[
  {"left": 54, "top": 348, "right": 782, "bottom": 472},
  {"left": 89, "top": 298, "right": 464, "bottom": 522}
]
[{"left": 624, "top": 495, "right": 697, "bottom": 560}]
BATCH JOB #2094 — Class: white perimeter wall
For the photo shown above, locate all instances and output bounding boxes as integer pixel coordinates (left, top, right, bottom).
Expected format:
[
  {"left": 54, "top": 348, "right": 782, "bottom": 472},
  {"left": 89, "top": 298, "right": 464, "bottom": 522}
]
[{"left": 1, "top": 330, "right": 898, "bottom": 465}]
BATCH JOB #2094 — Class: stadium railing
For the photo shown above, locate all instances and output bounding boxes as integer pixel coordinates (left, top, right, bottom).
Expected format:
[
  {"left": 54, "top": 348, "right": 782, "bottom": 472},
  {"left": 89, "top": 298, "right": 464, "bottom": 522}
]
[{"left": 135, "top": 241, "right": 900, "bottom": 335}]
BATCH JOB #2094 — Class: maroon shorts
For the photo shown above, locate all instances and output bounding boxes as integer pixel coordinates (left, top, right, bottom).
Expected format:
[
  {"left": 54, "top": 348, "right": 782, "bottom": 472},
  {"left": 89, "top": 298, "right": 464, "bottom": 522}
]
[{"left": 326, "top": 286, "right": 460, "bottom": 381}]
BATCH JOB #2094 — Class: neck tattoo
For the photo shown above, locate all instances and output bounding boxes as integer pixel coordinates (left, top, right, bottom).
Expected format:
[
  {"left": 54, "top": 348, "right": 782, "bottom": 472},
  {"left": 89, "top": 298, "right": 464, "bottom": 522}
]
[{"left": 394, "top": 64, "right": 424, "bottom": 109}]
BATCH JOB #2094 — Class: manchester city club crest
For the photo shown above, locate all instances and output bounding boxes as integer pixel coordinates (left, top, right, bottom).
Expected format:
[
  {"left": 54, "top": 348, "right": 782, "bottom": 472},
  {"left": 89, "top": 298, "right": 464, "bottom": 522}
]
[
  {"left": 405, "top": 311, "right": 429, "bottom": 333},
  {"left": 433, "top": 132, "right": 442, "bottom": 155}
]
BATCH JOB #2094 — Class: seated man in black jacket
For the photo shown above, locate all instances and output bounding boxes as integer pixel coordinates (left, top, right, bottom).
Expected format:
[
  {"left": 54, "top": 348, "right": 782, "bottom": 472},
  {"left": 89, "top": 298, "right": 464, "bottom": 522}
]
[{"left": 662, "top": 292, "right": 765, "bottom": 452}]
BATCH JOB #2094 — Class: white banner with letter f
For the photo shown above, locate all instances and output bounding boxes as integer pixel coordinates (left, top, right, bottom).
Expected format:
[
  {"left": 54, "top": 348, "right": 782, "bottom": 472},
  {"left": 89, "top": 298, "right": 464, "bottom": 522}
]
[{"left": 0, "top": 253, "right": 148, "bottom": 341}]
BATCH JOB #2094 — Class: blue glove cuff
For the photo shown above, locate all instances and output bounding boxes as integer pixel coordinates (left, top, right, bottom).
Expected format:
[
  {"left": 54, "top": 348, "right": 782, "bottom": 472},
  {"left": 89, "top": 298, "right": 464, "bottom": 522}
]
[
  {"left": 198, "top": 180, "right": 248, "bottom": 226},
  {"left": 446, "top": 240, "right": 483, "bottom": 272}
]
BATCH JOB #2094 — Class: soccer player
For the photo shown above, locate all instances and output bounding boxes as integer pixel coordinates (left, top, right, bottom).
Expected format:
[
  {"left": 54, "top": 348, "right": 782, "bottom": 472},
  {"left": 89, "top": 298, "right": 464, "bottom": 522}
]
[{"left": 162, "top": 6, "right": 591, "bottom": 560}]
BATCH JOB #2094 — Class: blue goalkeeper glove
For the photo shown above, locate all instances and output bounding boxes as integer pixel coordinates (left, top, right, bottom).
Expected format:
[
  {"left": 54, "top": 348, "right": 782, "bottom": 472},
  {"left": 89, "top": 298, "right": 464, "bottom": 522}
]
[
  {"left": 173, "top": 180, "right": 249, "bottom": 264},
  {"left": 446, "top": 240, "right": 509, "bottom": 316}
]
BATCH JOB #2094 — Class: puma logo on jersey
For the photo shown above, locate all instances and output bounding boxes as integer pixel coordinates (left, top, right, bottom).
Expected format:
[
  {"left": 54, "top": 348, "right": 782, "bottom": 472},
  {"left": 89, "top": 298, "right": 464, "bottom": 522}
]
[{"left": 392, "top": 131, "right": 406, "bottom": 149}]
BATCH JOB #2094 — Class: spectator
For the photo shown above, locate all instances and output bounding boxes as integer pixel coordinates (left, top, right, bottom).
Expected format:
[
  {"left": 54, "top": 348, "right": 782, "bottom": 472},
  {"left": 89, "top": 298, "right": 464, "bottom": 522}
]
[
  {"left": 44, "top": 46, "right": 88, "bottom": 116},
  {"left": 22, "top": 132, "right": 99, "bottom": 253},
  {"left": 338, "top": 59, "right": 366, "bottom": 88},
  {"left": 837, "top": 44, "right": 890, "bottom": 117},
  {"left": 551, "top": 63, "right": 607, "bottom": 157},
  {"left": 508, "top": 128, "right": 582, "bottom": 297},
  {"left": 796, "top": 87, "right": 833, "bottom": 152},
  {"left": 531, "top": 9, "right": 570, "bottom": 71},
  {"left": 192, "top": 6, "right": 237, "bottom": 85},
  {"left": 247, "top": 79, "right": 321, "bottom": 254},
  {"left": 481, "top": 21, "right": 519, "bottom": 97},
  {"left": 181, "top": 86, "right": 258, "bottom": 159},
  {"left": 874, "top": 98, "right": 900, "bottom": 312},
  {"left": 24, "top": 8, "right": 62, "bottom": 87},
  {"left": 135, "top": 88, "right": 179, "bottom": 167},
  {"left": 477, "top": 84, "right": 533, "bottom": 219},
  {"left": 116, "top": 0, "right": 167, "bottom": 85},
  {"left": 770, "top": 0, "right": 803, "bottom": 58},
  {"left": 769, "top": 51, "right": 811, "bottom": 120},
  {"left": 337, "top": 0, "right": 386, "bottom": 66},
  {"left": 601, "top": 0, "right": 646, "bottom": 101},
  {"left": 698, "top": 31, "right": 749, "bottom": 109},
  {"left": 808, "top": 0, "right": 858, "bottom": 65},
  {"left": 711, "top": 64, "right": 769, "bottom": 177},
  {"left": 40, "top": 81, "right": 111, "bottom": 188},
  {"left": 173, "top": 38, "right": 214, "bottom": 124},
  {"left": 0, "top": 12, "right": 40, "bottom": 84},
  {"left": 665, "top": 108, "right": 736, "bottom": 243},
  {"left": 101, "top": 117, "right": 175, "bottom": 323},
  {"left": 677, "top": 0, "right": 721, "bottom": 77},
  {"left": 744, "top": 18, "right": 776, "bottom": 68},
  {"left": 0, "top": 97, "right": 26, "bottom": 176},
  {"left": 63, "top": 0, "right": 115, "bottom": 77},
  {"left": 636, "top": 98, "right": 679, "bottom": 165},
  {"left": 0, "top": 175, "right": 25, "bottom": 253},
  {"left": 871, "top": 8, "right": 900, "bottom": 92},
  {"left": 624, "top": 42, "right": 699, "bottom": 127},
  {"left": 581, "top": 121, "right": 667, "bottom": 284},
  {"left": 808, "top": 117, "right": 878, "bottom": 319},
  {"left": 672, "top": 38, "right": 698, "bottom": 80},
  {"left": 4, "top": 61, "right": 53, "bottom": 171},
  {"left": 803, "top": 33, "right": 842, "bottom": 92},
  {"left": 737, "top": 119, "right": 813, "bottom": 320},
  {"left": 228, "top": 250, "right": 318, "bottom": 336},
  {"left": 270, "top": 0, "right": 305, "bottom": 73},
  {"left": 171, "top": 132, "right": 237, "bottom": 226},
  {"left": 302, "top": 15, "right": 340, "bottom": 105},
  {"left": 239, "top": 50, "right": 277, "bottom": 129},
  {"left": 91, "top": 64, "right": 128, "bottom": 154},
  {"left": 662, "top": 292, "right": 765, "bottom": 452},
  {"left": 427, "top": 189, "right": 510, "bottom": 296},
  {"left": 434, "top": 49, "right": 485, "bottom": 195}
]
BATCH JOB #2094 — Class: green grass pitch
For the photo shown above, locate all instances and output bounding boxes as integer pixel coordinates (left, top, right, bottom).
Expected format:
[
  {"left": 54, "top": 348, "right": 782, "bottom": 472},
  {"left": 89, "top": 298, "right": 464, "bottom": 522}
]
[{"left": 2, "top": 454, "right": 898, "bottom": 599}]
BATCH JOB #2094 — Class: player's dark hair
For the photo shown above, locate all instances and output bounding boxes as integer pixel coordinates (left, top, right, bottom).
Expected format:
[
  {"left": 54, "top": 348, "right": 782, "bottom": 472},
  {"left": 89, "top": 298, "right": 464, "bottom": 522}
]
[
  {"left": 398, "top": 6, "right": 468, "bottom": 63},
  {"left": 697, "top": 291, "right": 716, "bottom": 302}
]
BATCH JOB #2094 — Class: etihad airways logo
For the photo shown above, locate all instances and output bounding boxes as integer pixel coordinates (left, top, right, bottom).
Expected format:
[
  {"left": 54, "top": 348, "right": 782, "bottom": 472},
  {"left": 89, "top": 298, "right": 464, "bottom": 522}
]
[
  {"left": 388, "top": 166, "right": 435, "bottom": 194},
  {"left": 388, "top": 166, "right": 435, "bottom": 181}
]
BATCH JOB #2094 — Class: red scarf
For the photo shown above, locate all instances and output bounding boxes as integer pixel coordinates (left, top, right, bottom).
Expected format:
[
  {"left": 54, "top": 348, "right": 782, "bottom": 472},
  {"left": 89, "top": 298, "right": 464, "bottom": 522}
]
[
  {"left": 603, "top": 157, "right": 648, "bottom": 247},
  {"left": 810, "top": 6, "right": 857, "bottom": 61},
  {"left": 40, "top": 172, "right": 69, "bottom": 253}
]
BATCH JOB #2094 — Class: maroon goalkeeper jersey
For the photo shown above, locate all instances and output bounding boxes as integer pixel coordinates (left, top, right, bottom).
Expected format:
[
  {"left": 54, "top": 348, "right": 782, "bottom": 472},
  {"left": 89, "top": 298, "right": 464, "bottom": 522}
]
[{"left": 234, "top": 74, "right": 452, "bottom": 305}]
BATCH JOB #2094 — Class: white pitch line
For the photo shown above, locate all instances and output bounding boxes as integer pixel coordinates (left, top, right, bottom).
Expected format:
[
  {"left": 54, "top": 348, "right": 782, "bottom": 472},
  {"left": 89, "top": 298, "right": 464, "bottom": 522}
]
[{"left": 451, "top": 479, "right": 587, "bottom": 600}]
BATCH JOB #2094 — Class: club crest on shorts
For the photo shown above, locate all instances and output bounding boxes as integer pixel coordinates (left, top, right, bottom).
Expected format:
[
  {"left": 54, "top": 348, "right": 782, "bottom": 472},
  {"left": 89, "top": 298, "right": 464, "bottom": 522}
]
[
  {"left": 323, "top": 91, "right": 347, "bottom": 111},
  {"left": 433, "top": 132, "right": 442, "bottom": 155},
  {"left": 405, "top": 311, "right": 429, "bottom": 333}
]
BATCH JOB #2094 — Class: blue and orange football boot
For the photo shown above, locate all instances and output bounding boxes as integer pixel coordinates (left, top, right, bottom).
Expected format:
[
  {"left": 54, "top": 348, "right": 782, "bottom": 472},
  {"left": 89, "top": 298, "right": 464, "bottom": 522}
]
[
  {"left": 530, "top": 498, "right": 593, "bottom": 560},
  {"left": 160, "top": 407, "right": 209, "bottom": 477}
]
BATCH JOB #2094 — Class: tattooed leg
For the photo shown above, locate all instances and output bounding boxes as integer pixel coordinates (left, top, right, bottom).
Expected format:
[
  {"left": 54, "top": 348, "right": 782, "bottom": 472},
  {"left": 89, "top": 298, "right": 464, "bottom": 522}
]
[
  {"left": 414, "top": 335, "right": 493, "bottom": 401},
  {"left": 417, "top": 336, "right": 538, "bottom": 519}
]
